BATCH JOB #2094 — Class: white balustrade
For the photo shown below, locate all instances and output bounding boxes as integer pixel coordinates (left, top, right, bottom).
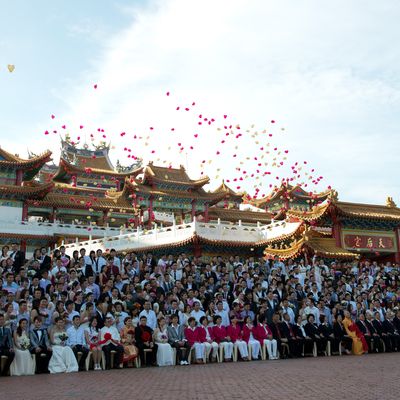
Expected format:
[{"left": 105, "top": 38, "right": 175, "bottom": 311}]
[
  {"left": 0, "top": 220, "right": 135, "bottom": 238},
  {"left": 58, "top": 218, "right": 301, "bottom": 255}
]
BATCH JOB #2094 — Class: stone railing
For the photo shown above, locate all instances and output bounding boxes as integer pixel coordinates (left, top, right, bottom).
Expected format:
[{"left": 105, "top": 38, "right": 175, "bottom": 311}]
[
  {"left": 0, "top": 220, "right": 133, "bottom": 238},
  {"left": 60, "top": 218, "right": 302, "bottom": 255}
]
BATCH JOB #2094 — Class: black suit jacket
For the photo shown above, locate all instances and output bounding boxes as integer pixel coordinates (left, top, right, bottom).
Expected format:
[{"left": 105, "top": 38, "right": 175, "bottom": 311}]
[
  {"left": 319, "top": 323, "right": 333, "bottom": 338},
  {"left": 393, "top": 316, "right": 400, "bottom": 332},
  {"left": 11, "top": 250, "right": 25, "bottom": 272},
  {"left": 304, "top": 322, "right": 320, "bottom": 339},
  {"left": 0, "top": 326, "right": 13, "bottom": 349},
  {"left": 372, "top": 319, "right": 385, "bottom": 336},
  {"left": 135, "top": 325, "right": 154, "bottom": 346},
  {"left": 41, "top": 255, "right": 52, "bottom": 270},
  {"left": 279, "top": 321, "right": 296, "bottom": 339},
  {"left": 333, "top": 322, "right": 346, "bottom": 340},
  {"left": 356, "top": 320, "right": 370, "bottom": 336},
  {"left": 365, "top": 320, "right": 378, "bottom": 335},
  {"left": 293, "top": 324, "right": 305, "bottom": 338},
  {"left": 270, "top": 322, "right": 282, "bottom": 341},
  {"left": 382, "top": 319, "right": 398, "bottom": 334}
]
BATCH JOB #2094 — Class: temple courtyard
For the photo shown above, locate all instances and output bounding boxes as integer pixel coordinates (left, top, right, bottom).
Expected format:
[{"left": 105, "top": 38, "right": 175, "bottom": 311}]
[{"left": 1, "top": 353, "right": 399, "bottom": 400}]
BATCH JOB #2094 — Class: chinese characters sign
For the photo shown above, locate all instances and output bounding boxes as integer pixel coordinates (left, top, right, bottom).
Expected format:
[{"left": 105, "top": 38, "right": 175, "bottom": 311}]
[{"left": 343, "top": 231, "right": 397, "bottom": 252}]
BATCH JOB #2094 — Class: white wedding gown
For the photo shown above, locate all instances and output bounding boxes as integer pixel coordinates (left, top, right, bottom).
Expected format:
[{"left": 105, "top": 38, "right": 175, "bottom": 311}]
[
  {"left": 48, "top": 331, "right": 79, "bottom": 373},
  {"left": 155, "top": 329, "right": 174, "bottom": 367},
  {"left": 10, "top": 334, "right": 35, "bottom": 376}
]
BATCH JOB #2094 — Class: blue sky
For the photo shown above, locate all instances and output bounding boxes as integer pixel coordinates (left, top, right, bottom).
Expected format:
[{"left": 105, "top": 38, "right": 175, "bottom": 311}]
[{"left": 0, "top": 0, "right": 399, "bottom": 204}]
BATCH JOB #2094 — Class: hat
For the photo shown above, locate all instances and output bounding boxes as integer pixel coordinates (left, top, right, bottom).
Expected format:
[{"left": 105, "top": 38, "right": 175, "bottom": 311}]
[{"left": 105, "top": 313, "right": 114, "bottom": 320}]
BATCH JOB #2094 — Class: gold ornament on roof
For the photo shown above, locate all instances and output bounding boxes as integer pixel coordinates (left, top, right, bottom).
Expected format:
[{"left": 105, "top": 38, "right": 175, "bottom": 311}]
[
  {"left": 386, "top": 196, "right": 397, "bottom": 208},
  {"left": 329, "top": 189, "right": 339, "bottom": 202}
]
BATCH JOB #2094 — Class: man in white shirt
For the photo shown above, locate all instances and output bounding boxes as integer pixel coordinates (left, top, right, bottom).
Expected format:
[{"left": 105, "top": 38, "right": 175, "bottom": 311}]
[
  {"left": 190, "top": 301, "right": 206, "bottom": 325},
  {"left": 281, "top": 298, "right": 295, "bottom": 324},
  {"left": 215, "top": 301, "right": 230, "bottom": 327},
  {"left": 93, "top": 249, "right": 107, "bottom": 275},
  {"left": 50, "top": 258, "right": 67, "bottom": 278},
  {"left": 99, "top": 315, "right": 124, "bottom": 369},
  {"left": 110, "top": 249, "right": 122, "bottom": 273},
  {"left": 66, "top": 315, "right": 88, "bottom": 371},
  {"left": 170, "top": 262, "right": 183, "bottom": 282},
  {"left": 304, "top": 299, "right": 320, "bottom": 325},
  {"left": 139, "top": 301, "right": 157, "bottom": 330},
  {"left": 64, "top": 300, "right": 79, "bottom": 329}
]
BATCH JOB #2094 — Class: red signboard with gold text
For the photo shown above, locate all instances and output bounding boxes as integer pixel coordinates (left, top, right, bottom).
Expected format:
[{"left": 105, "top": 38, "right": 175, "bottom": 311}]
[{"left": 343, "top": 230, "right": 397, "bottom": 252}]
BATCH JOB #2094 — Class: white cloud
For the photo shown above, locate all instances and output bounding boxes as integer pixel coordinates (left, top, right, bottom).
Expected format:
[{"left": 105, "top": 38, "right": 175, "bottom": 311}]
[{"left": 30, "top": 0, "right": 400, "bottom": 204}]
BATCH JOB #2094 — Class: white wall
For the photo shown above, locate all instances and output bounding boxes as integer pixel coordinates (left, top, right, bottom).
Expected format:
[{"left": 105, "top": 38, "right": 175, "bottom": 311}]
[{"left": 0, "top": 205, "right": 22, "bottom": 222}]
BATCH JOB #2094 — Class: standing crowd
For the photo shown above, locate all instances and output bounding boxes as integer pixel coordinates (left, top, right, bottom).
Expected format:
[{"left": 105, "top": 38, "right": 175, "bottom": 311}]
[{"left": 1, "top": 242, "right": 400, "bottom": 377}]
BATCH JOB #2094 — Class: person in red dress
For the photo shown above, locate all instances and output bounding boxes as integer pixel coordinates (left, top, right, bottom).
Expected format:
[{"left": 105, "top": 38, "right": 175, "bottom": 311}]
[
  {"left": 196, "top": 316, "right": 218, "bottom": 362},
  {"left": 184, "top": 317, "right": 205, "bottom": 363},
  {"left": 226, "top": 315, "right": 248, "bottom": 360},
  {"left": 212, "top": 316, "right": 233, "bottom": 361},
  {"left": 254, "top": 315, "right": 278, "bottom": 360}
]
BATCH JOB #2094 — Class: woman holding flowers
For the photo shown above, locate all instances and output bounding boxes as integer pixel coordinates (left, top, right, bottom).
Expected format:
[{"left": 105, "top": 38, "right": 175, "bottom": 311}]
[
  {"left": 10, "top": 318, "right": 35, "bottom": 376},
  {"left": 48, "top": 317, "right": 78, "bottom": 373},
  {"left": 153, "top": 316, "right": 174, "bottom": 366}
]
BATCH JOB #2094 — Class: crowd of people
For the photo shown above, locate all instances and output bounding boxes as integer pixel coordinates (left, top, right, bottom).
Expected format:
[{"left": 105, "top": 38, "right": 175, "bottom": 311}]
[{"left": 0, "top": 242, "right": 400, "bottom": 377}]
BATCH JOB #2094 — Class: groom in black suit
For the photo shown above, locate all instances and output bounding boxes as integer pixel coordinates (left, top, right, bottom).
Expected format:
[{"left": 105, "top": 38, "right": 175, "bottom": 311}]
[
  {"left": 30, "top": 316, "right": 52, "bottom": 373},
  {"left": 0, "top": 314, "right": 14, "bottom": 376}
]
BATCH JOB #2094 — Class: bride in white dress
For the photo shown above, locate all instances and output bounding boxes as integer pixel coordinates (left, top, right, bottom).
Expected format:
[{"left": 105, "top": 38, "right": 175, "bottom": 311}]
[
  {"left": 153, "top": 317, "right": 174, "bottom": 367},
  {"left": 48, "top": 317, "right": 79, "bottom": 373},
  {"left": 10, "top": 318, "right": 35, "bottom": 376}
]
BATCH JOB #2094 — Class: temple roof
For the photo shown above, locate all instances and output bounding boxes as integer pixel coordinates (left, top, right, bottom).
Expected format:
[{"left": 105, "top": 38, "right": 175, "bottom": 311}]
[
  {"left": 250, "top": 183, "right": 331, "bottom": 209},
  {"left": 0, "top": 148, "right": 52, "bottom": 179},
  {"left": 334, "top": 201, "right": 400, "bottom": 221},
  {"left": 53, "top": 158, "right": 142, "bottom": 182},
  {"left": 120, "top": 178, "right": 226, "bottom": 203},
  {"left": 264, "top": 230, "right": 357, "bottom": 260},
  {"left": 0, "top": 182, "right": 54, "bottom": 199},
  {"left": 29, "top": 190, "right": 133, "bottom": 211},
  {"left": 282, "top": 203, "right": 331, "bottom": 222},
  {"left": 143, "top": 163, "right": 210, "bottom": 188},
  {"left": 212, "top": 180, "right": 243, "bottom": 200}
]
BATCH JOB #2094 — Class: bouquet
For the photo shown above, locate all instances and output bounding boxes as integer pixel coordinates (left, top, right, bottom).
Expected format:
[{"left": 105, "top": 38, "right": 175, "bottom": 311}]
[
  {"left": 20, "top": 336, "right": 30, "bottom": 350},
  {"left": 161, "top": 334, "right": 168, "bottom": 341},
  {"left": 59, "top": 333, "right": 68, "bottom": 344}
]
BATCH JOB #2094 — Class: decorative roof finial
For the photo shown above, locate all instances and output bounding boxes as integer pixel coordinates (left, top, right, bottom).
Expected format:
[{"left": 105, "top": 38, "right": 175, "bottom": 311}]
[{"left": 386, "top": 196, "right": 397, "bottom": 208}]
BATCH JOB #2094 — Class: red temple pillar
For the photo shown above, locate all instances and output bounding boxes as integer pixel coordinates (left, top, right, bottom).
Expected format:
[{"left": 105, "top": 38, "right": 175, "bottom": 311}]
[
  {"left": 103, "top": 210, "right": 108, "bottom": 226},
  {"left": 133, "top": 198, "right": 139, "bottom": 228},
  {"left": 50, "top": 207, "right": 57, "bottom": 223},
  {"left": 204, "top": 203, "right": 209, "bottom": 222},
  {"left": 193, "top": 236, "right": 202, "bottom": 257},
  {"left": 15, "top": 169, "right": 23, "bottom": 186},
  {"left": 395, "top": 226, "right": 400, "bottom": 264},
  {"left": 332, "top": 221, "right": 342, "bottom": 248},
  {"left": 21, "top": 202, "right": 28, "bottom": 221},
  {"left": 20, "top": 239, "right": 27, "bottom": 253},
  {"left": 147, "top": 196, "right": 153, "bottom": 229},
  {"left": 191, "top": 199, "right": 197, "bottom": 222},
  {"left": 331, "top": 207, "right": 342, "bottom": 248}
]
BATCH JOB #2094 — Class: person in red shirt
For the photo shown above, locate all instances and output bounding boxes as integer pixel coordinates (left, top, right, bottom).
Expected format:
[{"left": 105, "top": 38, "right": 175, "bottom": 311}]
[
  {"left": 242, "top": 316, "right": 261, "bottom": 360},
  {"left": 184, "top": 317, "right": 205, "bottom": 363},
  {"left": 254, "top": 315, "right": 278, "bottom": 360},
  {"left": 227, "top": 315, "right": 249, "bottom": 360},
  {"left": 212, "top": 316, "right": 233, "bottom": 361},
  {"left": 196, "top": 316, "right": 218, "bottom": 362}
]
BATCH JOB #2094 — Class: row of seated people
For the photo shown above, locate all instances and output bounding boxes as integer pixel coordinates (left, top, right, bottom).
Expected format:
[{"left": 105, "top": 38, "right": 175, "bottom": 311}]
[{"left": 2, "top": 307, "right": 398, "bottom": 375}]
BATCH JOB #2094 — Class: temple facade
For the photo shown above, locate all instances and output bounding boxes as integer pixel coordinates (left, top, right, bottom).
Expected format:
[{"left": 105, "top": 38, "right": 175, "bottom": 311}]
[{"left": 0, "top": 139, "right": 399, "bottom": 263}]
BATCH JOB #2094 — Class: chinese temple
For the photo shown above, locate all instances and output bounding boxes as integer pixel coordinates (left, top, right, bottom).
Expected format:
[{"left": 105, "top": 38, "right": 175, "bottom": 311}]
[{"left": 0, "top": 139, "right": 399, "bottom": 263}]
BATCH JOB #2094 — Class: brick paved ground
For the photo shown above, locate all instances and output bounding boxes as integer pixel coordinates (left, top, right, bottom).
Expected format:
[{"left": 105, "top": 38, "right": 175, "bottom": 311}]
[{"left": 1, "top": 353, "right": 399, "bottom": 400}]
